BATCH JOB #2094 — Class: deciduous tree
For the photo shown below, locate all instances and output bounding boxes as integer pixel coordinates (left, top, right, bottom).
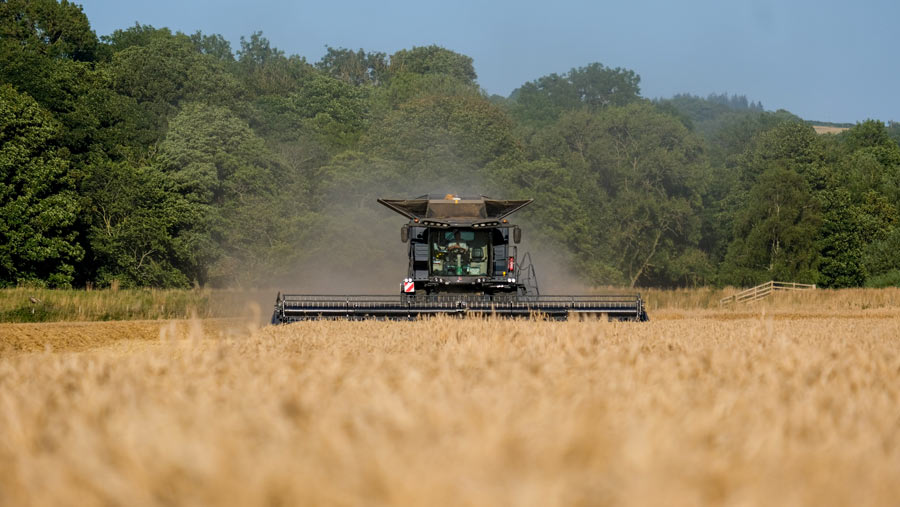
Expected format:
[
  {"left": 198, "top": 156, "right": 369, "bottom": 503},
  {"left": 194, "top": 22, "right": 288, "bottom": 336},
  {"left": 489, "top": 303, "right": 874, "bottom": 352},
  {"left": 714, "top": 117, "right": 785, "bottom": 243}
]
[{"left": 0, "top": 85, "right": 82, "bottom": 286}]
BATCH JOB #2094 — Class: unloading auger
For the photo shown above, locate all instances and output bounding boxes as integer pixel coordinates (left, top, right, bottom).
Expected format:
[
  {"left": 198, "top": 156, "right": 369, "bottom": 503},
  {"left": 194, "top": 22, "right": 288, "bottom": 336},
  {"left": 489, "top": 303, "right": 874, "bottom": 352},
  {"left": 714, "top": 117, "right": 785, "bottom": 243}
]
[{"left": 272, "top": 194, "right": 648, "bottom": 323}]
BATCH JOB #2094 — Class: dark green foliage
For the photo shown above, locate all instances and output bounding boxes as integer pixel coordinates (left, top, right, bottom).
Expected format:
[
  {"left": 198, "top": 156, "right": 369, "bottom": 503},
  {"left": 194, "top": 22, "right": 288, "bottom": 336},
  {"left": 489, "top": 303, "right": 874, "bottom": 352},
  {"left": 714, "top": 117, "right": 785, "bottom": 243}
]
[
  {"left": 656, "top": 94, "right": 731, "bottom": 127},
  {"left": 388, "top": 45, "right": 477, "bottom": 84},
  {"left": 317, "top": 46, "right": 388, "bottom": 86},
  {"left": 571, "top": 104, "right": 709, "bottom": 287},
  {"left": 736, "top": 122, "right": 828, "bottom": 190},
  {"left": 816, "top": 121, "right": 900, "bottom": 288},
  {"left": 886, "top": 121, "right": 900, "bottom": 147},
  {"left": 190, "top": 31, "right": 234, "bottom": 61},
  {"left": 82, "top": 162, "right": 193, "bottom": 288},
  {"left": 843, "top": 119, "right": 898, "bottom": 153},
  {"left": 0, "top": 85, "right": 82, "bottom": 287},
  {"left": 863, "top": 227, "right": 900, "bottom": 287},
  {"left": 363, "top": 94, "right": 522, "bottom": 192},
  {"left": 704, "top": 110, "right": 800, "bottom": 166},
  {"left": 0, "top": 1, "right": 99, "bottom": 127},
  {"left": 109, "top": 34, "right": 243, "bottom": 113},
  {"left": 236, "top": 32, "right": 311, "bottom": 96},
  {"left": 101, "top": 23, "right": 174, "bottom": 53},
  {"left": 817, "top": 191, "right": 867, "bottom": 288},
  {"left": 1, "top": 2, "right": 897, "bottom": 290},
  {"left": 509, "top": 63, "right": 641, "bottom": 128},
  {"left": 720, "top": 168, "right": 821, "bottom": 285},
  {"left": 370, "top": 71, "right": 481, "bottom": 112},
  {"left": 250, "top": 73, "right": 369, "bottom": 148},
  {"left": 704, "top": 93, "right": 763, "bottom": 111},
  {"left": 504, "top": 103, "right": 709, "bottom": 287},
  {"left": 865, "top": 269, "right": 900, "bottom": 288},
  {"left": 156, "top": 102, "right": 286, "bottom": 285},
  {"left": 0, "top": 0, "right": 97, "bottom": 61}
]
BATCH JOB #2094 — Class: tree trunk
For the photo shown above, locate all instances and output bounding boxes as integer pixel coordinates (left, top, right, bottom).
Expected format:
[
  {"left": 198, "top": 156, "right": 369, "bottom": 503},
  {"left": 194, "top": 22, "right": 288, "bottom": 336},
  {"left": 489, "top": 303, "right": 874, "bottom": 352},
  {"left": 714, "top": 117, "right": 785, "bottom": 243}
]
[{"left": 630, "top": 228, "right": 662, "bottom": 288}]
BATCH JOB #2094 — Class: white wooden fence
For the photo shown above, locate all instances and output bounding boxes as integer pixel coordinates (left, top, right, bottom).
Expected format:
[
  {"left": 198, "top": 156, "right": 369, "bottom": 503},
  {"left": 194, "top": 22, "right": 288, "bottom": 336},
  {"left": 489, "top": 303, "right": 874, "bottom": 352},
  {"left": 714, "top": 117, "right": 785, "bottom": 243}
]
[{"left": 719, "top": 281, "right": 816, "bottom": 306}]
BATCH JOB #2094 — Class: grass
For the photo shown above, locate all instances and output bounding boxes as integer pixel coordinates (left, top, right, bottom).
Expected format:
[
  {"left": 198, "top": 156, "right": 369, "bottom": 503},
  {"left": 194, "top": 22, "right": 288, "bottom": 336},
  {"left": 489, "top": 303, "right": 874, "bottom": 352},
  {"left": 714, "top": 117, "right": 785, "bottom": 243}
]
[
  {"left": 1, "top": 310, "right": 899, "bottom": 505},
  {"left": 0, "top": 287, "right": 274, "bottom": 323},
  {"left": 0, "top": 287, "right": 212, "bottom": 322}
]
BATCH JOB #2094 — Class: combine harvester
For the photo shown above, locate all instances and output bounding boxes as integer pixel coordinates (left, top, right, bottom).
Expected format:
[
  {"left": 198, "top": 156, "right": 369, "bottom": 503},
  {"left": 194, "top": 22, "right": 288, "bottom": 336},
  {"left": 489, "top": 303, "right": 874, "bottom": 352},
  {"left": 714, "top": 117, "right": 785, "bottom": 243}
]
[{"left": 272, "top": 194, "right": 648, "bottom": 323}]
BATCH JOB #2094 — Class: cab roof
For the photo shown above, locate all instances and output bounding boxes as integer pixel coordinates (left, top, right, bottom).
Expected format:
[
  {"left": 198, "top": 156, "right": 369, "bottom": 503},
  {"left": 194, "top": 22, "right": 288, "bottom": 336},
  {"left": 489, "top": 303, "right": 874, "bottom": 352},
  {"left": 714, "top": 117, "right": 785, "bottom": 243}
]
[{"left": 378, "top": 194, "right": 532, "bottom": 221}]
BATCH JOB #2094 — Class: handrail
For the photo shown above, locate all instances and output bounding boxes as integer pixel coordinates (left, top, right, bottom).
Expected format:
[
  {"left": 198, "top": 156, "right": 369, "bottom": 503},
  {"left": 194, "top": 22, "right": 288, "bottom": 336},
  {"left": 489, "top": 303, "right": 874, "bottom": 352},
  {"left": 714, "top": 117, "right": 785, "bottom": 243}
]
[
  {"left": 720, "top": 281, "right": 816, "bottom": 306},
  {"left": 515, "top": 252, "right": 540, "bottom": 296}
]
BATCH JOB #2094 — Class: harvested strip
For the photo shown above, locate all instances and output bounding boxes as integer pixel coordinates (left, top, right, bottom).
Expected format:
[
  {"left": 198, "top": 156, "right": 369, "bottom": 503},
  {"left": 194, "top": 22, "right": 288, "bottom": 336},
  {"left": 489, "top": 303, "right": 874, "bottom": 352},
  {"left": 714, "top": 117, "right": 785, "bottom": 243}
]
[{"left": 0, "top": 319, "right": 246, "bottom": 354}]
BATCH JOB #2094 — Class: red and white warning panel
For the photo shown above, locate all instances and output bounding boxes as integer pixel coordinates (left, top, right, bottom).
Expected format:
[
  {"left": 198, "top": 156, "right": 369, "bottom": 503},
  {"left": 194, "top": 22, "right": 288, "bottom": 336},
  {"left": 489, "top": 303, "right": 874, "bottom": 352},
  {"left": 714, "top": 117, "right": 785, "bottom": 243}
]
[{"left": 403, "top": 280, "right": 415, "bottom": 293}]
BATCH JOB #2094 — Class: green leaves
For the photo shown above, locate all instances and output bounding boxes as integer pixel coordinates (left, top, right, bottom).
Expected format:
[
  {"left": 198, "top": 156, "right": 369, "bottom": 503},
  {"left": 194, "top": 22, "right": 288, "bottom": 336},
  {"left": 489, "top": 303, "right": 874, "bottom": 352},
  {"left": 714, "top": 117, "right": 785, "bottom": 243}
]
[
  {"left": 2, "top": 5, "right": 899, "bottom": 290},
  {"left": 364, "top": 94, "right": 521, "bottom": 192},
  {"left": 505, "top": 102, "right": 710, "bottom": 287},
  {"left": 388, "top": 45, "right": 477, "bottom": 84},
  {"left": 236, "top": 32, "right": 311, "bottom": 96},
  {"left": 109, "top": 35, "right": 243, "bottom": 111},
  {"left": 83, "top": 162, "right": 193, "bottom": 288},
  {"left": 721, "top": 168, "right": 822, "bottom": 285},
  {"left": 251, "top": 73, "right": 370, "bottom": 148},
  {"left": 509, "top": 63, "right": 641, "bottom": 128},
  {"left": 0, "top": 0, "right": 98, "bottom": 61},
  {"left": 0, "top": 85, "right": 82, "bottom": 287},
  {"left": 317, "top": 46, "right": 387, "bottom": 86}
]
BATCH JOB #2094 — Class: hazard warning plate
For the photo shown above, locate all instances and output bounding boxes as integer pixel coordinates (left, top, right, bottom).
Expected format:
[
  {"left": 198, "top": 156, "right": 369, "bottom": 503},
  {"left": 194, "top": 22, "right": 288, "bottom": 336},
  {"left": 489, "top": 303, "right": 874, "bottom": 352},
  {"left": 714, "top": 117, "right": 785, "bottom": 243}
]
[{"left": 403, "top": 281, "right": 415, "bottom": 293}]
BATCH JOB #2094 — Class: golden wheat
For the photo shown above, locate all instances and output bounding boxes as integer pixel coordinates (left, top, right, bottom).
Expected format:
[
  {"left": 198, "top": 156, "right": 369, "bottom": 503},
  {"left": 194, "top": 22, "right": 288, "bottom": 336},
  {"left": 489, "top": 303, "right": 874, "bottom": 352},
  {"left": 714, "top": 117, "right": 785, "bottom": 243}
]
[
  {"left": 3, "top": 286, "right": 899, "bottom": 323},
  {"left": 1, "top": 309, "right": 899, "bottom": 506}
]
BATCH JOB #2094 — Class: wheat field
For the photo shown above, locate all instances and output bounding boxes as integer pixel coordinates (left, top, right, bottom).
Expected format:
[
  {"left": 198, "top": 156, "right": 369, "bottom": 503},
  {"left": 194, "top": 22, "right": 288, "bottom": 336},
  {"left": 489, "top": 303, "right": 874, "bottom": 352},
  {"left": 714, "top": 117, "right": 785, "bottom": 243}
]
[{"left": 1, "top": 303, "right": 900, "bottom": 505}]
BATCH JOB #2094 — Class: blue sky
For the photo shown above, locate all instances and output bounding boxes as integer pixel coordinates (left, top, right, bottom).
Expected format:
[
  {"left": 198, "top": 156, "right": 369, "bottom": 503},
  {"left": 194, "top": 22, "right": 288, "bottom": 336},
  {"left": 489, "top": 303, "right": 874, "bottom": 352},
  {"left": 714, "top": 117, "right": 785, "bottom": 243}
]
[{"left": 78, "top": 0, "right": 898, "bottom": 123}]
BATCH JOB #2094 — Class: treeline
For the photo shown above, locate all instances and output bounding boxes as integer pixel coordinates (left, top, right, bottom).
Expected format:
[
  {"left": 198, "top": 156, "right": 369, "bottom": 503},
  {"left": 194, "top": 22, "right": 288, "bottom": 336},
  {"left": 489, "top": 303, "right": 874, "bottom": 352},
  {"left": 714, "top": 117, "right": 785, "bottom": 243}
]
[{"left": 1, "top": 0, "right": 899, "bottom": 289}]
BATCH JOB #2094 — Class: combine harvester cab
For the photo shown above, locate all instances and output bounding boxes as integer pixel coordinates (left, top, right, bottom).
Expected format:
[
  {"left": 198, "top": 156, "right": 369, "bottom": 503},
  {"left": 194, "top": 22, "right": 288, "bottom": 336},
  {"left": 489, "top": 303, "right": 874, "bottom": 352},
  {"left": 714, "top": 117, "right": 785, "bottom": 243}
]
[{"left": 272, "top": 194, "right": 648, "bottom": 323}]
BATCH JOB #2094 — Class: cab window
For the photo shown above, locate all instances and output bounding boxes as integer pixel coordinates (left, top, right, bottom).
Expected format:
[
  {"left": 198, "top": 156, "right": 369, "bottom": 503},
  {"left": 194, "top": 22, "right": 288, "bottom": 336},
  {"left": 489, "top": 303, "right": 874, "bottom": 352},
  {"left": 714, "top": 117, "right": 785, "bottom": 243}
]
[{"left": 430, "top": 228, "right": 490, "bottom": 276}]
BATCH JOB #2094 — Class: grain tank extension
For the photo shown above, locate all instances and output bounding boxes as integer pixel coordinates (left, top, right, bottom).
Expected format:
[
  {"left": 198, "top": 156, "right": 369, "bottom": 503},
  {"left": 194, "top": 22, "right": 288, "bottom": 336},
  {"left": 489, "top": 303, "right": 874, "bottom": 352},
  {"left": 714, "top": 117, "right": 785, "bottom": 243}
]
[{"left": 272, "top": 194, "right": 648, "bottom": 322}]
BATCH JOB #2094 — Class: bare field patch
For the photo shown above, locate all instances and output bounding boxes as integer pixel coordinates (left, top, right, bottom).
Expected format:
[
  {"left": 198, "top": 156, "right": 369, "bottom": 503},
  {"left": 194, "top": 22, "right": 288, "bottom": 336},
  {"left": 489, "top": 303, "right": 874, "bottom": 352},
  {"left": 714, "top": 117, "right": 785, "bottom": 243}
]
[
  {"left": 0, "top": 319, "right": 253, "bottom": 354},
  {"left": 812, "top": 125, "right": 849, "bottom": 135},
  {"left": 1, "top": 315, "right": 899, "bottom": 506}
]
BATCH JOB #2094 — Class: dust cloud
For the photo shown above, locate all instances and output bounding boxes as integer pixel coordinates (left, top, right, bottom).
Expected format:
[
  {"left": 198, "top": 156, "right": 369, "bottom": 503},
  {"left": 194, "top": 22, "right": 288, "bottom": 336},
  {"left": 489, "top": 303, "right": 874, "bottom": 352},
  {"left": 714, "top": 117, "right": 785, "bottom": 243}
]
[
  {"left": 512, "top": 217, "right": 594, "bottom": 295},
  {"left": 265, "top": 160, "right": 492, "bottom": 295},
  {"left": 246, "top": 155, "right": 608, "bottom": 297}
]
